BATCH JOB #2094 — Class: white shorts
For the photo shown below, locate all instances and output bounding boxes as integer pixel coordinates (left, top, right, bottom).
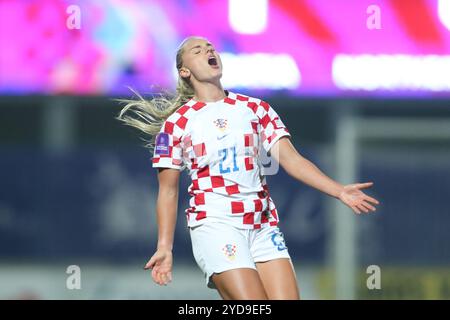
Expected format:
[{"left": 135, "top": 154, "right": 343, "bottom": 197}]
[{"left": 188, "top": 220, "right": 291, "bottom": 289}]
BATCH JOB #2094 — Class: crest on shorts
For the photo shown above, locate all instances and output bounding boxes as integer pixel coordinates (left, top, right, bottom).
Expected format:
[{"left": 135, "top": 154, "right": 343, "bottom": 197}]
[
  {"left": 213, "top": 118, "right": 228, "bottom": 132},
  {"left": 222, "top": 244, "right": 237, "bottom": 260},
  {"left": 270, "top": 230, "right": 287, "bottom": 251}
]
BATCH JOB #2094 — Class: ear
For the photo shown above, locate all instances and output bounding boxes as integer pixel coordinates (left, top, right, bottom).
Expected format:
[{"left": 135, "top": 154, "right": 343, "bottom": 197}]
[{"left": 179, "top": 67, "right": 190, "bottom": 80}]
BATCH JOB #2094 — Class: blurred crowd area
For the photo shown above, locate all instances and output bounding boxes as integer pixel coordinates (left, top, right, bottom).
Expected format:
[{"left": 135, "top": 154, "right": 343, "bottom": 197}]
[
  {"left": 1, "top": 0, "right": 450, "bottom": 299},
  {"left": 1, "top": 96, "right": 449, "bottom": 299}
]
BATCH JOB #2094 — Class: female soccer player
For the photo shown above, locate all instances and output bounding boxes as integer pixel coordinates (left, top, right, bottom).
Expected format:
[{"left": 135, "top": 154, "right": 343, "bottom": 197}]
[{"left": 117, "top": 36, "right": 379, "bottom": 300}]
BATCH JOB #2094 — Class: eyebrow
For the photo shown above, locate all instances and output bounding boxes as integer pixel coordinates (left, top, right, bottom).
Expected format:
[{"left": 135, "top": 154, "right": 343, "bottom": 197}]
[{"left": 189, "top": 43, "right": 213, "bottom": 51}]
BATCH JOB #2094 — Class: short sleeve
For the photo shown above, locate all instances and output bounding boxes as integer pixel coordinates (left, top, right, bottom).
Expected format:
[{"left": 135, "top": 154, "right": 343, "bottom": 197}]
[
  {"left": 258, "top": 101, "right": 291, "bottom": 154},
  {"left": 151, "top": 116, "right": 185, "bottom": 171}
]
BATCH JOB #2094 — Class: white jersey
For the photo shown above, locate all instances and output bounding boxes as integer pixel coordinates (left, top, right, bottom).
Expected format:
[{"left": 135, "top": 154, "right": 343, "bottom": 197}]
[{"left": 152, "top": 91, "right": 291, "bottom": 229}]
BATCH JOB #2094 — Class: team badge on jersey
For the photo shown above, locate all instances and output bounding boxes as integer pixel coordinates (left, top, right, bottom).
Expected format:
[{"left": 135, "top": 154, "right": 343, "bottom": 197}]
[
  {"left": 222, "top": 244, "right": 237, "bottom": 260},
  {"left": 213, "top": 118, "right": 228, "bottom": 132},
  {"left": 155, "top": 132, "right": 169, "bottom": 155}
]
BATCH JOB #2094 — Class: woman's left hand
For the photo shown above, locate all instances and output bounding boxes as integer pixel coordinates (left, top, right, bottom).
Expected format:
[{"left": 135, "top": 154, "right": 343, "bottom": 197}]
[{"left": 338, "top": 182, "right": 379, "bottom": 214}]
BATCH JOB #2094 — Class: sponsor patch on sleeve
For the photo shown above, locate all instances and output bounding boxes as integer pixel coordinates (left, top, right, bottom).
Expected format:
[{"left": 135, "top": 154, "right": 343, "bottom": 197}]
[{"left": 155, "top": 132, "right": 169, "bottom": 155}]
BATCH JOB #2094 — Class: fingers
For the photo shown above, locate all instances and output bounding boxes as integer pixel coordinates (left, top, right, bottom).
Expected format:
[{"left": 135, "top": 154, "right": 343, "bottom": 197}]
[
  {"left": 144, "top": 257, "right": 156, "bottom": 270},
  {"left": 144, "top": 253, "right": 173, "bottom": 286},
  {"left": 155, "top": 270, "right": 164, "bottom": 285},
  {"left": 352, "top": 202, "right": 377, "bottom": 214},
  {"left": 357, "top": 203, "right": 369, "bottom": 213},
  {"left": 347, "top": 182, "right": 379, "bottom": 214},
  {"left": 356, "top": 182, "right": 374, "bottom": 189},
  {"left": 153, "top": 267, "right": 165, "bottom": 285},
  {"left": 351, "top": 205, "right": 361, "bottom": 214},
  {"left": 152, "top": 267, "right": 172, "bottom": 286},
  {"left": 151, "top": 266, "right": 158, "bottom": 282},
  {"left": 159, "top": 273, "right": 170, "bottom": 285},
  {"left": 361, "top": 201, "right": 376, "bottom": 212},
  {"left": 147, "top": 263, "right": 172, "bottom": 286},
  {"left": 364, "top": 195, "right": 380, "bottom": 205}
]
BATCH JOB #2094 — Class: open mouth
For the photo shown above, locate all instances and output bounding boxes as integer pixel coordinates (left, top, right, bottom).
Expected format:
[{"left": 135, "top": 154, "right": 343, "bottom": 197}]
[{"left": 208, "top": 56, "right": 218, "bottom": 66}]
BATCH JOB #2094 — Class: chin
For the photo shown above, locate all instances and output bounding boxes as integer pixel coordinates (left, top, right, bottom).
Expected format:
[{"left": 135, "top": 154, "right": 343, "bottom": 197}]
[{"left": 206, "top": 72, "right": 222, "bottom": 81}]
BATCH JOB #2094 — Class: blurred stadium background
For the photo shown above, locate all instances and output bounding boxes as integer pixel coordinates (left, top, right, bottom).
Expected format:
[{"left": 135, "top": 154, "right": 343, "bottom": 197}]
[{"left": 1, "top": 0, "right": 450, "bottom": 299}]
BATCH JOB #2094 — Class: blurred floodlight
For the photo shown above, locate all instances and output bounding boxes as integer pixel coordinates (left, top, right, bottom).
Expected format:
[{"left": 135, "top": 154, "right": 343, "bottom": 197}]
[
  {"left": 332, "top": 54, "right": 450, "bottom": 91},
  {"left": 438, "top": 0, "right": 450, "bottom": 31},
  {"left": 172, "top": 52, "right": 301, "bottom": 90},
  {"left": 221, "top": 52, "right": 301, "bottom": 90},
  {"left": 228, "top": 0, "right": 268, "bottom": 34}
]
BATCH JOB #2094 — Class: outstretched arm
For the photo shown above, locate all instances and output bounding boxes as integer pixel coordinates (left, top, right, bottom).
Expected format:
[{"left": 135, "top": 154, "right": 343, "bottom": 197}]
[
  {"left": 270, "top": 137, "right": 379, "bottom": 214},
  {"left": 144, "top": 167, "right": 180, "bottom": 285}
]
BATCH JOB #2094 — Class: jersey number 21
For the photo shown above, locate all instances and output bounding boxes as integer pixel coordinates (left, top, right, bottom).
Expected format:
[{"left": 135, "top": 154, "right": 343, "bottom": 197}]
[{"left": 218, "top": 146, "right": 239, "bottom": 173}]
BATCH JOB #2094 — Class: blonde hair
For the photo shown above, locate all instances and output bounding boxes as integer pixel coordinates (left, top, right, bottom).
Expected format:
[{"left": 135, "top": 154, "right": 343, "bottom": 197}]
[{"left": 116, "top": 37, "right": 200, "bottom": 150}]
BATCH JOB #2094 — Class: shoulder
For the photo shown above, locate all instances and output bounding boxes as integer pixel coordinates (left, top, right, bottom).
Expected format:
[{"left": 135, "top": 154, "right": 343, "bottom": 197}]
[
  {"left": 228, "top": 91, "right": 272, "bottom": 114},
  {"left": 163, "top": 99, "right": 204, "bottom": 131},
  {"left": 227, "top": 91, "right": 263, "bottom": 104}
]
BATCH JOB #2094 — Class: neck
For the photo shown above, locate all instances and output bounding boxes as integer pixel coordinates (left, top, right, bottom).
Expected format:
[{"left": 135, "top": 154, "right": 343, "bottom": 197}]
[{"left": 193, "top": 81, "right": 226, "bottom": 103}]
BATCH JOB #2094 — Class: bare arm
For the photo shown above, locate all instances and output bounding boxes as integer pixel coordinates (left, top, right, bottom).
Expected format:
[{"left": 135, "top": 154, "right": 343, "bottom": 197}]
[
  {"left": 155, "top": 167, "right": 180, "bottom": 251},
  {"left": 271, "top": 137, "right": 379, "bottom": 214},
  {"left": 271, "top": 137, "right": 343, "bottom": 198},
  {"left": 144, "top": 167, "right": 180, "bottom": 286}
]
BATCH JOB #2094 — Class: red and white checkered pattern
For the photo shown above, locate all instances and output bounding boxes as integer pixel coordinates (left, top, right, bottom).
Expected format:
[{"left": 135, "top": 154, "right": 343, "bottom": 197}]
[{"left": 152, "top": 91, "right": 291, "bottom": 229}]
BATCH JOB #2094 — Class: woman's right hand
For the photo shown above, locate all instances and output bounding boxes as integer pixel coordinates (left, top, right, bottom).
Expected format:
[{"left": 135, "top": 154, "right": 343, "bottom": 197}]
[{"left": 144, "top": 249, "right": 173, "bottom": 286}]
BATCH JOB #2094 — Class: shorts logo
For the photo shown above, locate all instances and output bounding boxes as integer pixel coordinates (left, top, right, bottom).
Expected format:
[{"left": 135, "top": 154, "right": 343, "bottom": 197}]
[
  {"left": 222, "top": 244, "right": 237, "bottom": 260},
  {"left": 270, "top": 230, "right": 287, "bottom": 251},
  {"left": 155, "top": 132, "right": 169, "bottom": 155}
]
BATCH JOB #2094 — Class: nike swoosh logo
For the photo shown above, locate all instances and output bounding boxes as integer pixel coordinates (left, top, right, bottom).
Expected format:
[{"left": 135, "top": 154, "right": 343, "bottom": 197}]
[{"left": 217, "top": 134, "right": 229, "bottom": 140}]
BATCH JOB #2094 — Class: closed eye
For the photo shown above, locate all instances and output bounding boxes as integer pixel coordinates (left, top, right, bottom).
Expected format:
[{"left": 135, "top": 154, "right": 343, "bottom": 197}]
[{"left": 190, "top": 43, "right": 214, "bottom": 54}]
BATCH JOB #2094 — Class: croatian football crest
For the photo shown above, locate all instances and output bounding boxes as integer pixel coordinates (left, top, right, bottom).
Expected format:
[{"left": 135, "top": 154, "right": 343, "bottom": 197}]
[
  {"left": 222, "top": 244, "right": 237, "bottom": 260},
  {"left": 155, "top": 132, "right": 169, "bottom": 155},
  {"left": 213, "top": 118, "right": 228, "bottom": 132},
  {"left": 270, "top": 229, "right": 287, "bottom": 251}
]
